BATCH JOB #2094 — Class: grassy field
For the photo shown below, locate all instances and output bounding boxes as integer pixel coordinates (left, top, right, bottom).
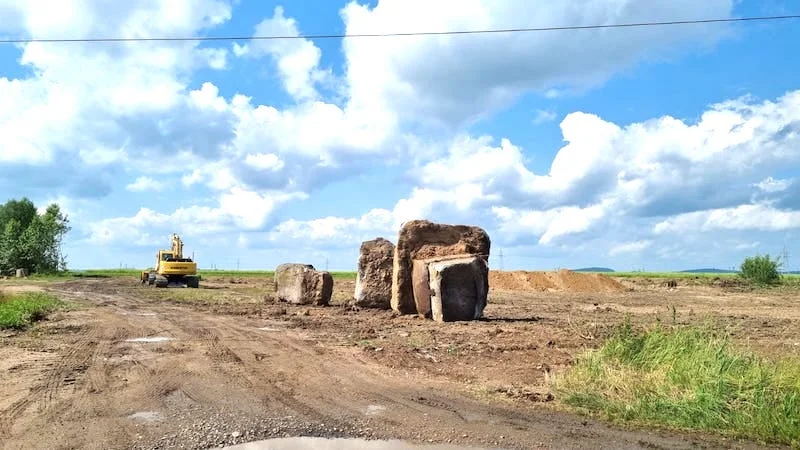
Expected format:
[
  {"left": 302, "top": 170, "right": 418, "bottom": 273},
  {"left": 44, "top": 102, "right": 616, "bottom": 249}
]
[
  {"left": 0, "top": 292, "right": 63, "bottom": 329},
  {"left": 554, "top": 318, "right": 800, "bottom": 447},
  {"left": 25, "top": 268, "right": 800, "bottom": 282},
  {"left": 29, "top": 268, "right": 358, "bottom": 280}
]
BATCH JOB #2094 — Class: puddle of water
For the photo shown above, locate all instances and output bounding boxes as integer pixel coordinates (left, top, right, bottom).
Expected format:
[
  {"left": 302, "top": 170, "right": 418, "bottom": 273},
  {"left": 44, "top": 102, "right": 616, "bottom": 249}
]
[
  {"left": 224, "top": 437, "right": 492, "bottom": 450},
  {"left": 124, "top": 337, "right": 175, "bottom": 343},
  {"left": 365, "top": 404, "right": 387, "bottom": 416},
  {"left": 128, "top": 411, "right": 162, "bottom": 422}
]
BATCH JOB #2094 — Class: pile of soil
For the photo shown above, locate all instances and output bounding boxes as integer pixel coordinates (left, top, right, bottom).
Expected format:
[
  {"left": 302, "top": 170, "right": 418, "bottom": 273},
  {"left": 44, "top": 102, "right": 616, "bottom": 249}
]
[{"left": 489, "top": 269, "right": 626, "bottom": 293}]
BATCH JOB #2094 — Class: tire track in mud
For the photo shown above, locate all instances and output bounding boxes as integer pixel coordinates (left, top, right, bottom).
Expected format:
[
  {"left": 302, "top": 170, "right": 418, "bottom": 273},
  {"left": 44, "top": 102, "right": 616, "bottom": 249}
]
[
  {"left": 166, "top": 311, "right": 342, "bottom": 426},
  {"left": 0, "top": 321, "right": 101, "bottom": 438}
]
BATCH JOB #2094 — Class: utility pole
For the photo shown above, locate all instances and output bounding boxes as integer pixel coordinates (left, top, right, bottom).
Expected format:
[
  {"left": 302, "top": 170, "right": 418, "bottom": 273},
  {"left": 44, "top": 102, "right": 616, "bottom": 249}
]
[
  {"left": 237, "top": 258, "right": 240, "bottom": 270},
  {"left": 498, "top": 249, "right": 504, "bottom": 271},
  {"left": 325, "top": 258, "right": 329, "bottom": 271},
  {"left": 781, "top": 244, "right": 789, "bottom": 274}
]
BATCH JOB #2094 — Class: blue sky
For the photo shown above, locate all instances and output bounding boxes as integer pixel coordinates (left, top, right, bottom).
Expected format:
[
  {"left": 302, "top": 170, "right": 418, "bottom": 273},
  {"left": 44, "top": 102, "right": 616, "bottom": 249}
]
[{"left": 1, "top": 0, "right": 799, "bottom": 272}]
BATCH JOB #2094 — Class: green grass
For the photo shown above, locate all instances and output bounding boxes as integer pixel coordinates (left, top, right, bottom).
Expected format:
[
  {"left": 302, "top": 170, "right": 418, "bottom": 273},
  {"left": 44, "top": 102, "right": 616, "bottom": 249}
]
[
  {"left": 0, "top": 292, "right": 63, "bottom": 329},
  {"left": 32, "top": 269, "right": 358, "bottom": 280},
  {"left": 607, "top": 271, "right": 743, "bottom": 278},
  {"left": 553, "top": 318, "right": 800, "bottom": 446}
]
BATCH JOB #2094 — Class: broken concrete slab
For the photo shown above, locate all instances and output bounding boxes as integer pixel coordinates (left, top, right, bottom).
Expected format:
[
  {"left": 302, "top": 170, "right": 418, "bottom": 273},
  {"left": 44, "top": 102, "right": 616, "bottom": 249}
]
[
  {"left": 312, "top": 271, "right": 334, "bottom": 306},
  {"left": 391, "top": 220, "right": 490, "bottom": 315},
  {"left": 411, "top": 254, "right": 482, "bottom": 318},
  {"left": 274, "top": 263, "right": 333, "bottom": 306},
  {"left": 411, "top": 259, "right": 432, "bottom": 318},
  {"left": 428, "top": 256, "right": 489, "bottom": 322},
  {"left": 354, "top": 238, "right": 395, "bottom": 309}
]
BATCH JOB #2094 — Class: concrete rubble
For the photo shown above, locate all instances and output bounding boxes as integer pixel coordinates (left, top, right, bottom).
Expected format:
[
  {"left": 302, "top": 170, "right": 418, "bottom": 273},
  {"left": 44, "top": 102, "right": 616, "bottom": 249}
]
[
  {"left": 274, "top": 263, "right": 333, "bottom": 306},
  {"left": 353, "top": 238, "right": 395, "bottom": 309},
  {"left": 387, "top": 219, "right": 492, "bottom": 322}
]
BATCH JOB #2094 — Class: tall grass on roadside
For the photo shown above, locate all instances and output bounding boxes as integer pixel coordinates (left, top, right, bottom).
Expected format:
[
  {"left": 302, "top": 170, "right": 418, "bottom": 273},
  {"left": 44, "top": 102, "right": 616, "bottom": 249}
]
[
  {"left": 553, "top": 317, "right": 800, "bottom": 446},
  {"left": 0, "top": 292, "right": 63, "bottom": 329}
]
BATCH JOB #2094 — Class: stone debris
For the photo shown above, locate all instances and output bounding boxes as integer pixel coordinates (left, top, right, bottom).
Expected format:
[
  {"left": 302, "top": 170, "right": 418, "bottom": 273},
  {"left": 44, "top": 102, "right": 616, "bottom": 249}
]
[
  {"left": 390, "top": 220, "right": 490, "bottom": 317},
  {"left": 428, "top": 256, "right": 489, "bottom": 322},
  {"left": 274, "top": 263, "right": 333, "bottom": 306},
  {"left": 354, "top": 238, "right": 395, "bottom": 309}
]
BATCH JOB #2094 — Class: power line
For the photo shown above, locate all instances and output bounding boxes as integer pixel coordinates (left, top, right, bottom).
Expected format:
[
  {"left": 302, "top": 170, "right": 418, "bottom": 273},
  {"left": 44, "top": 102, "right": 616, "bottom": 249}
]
[{"left": 1, "top": 14, "right": 799, "bottom": 44}]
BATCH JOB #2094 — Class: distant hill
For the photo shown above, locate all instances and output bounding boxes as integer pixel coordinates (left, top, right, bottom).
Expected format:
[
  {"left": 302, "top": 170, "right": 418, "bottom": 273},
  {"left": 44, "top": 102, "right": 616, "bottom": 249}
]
[
  {"left": 680, "top": 268, "right": 738, "bottom": 274},
  {"left": 572, "top": 267, "right": 615, "bottom": 273}
]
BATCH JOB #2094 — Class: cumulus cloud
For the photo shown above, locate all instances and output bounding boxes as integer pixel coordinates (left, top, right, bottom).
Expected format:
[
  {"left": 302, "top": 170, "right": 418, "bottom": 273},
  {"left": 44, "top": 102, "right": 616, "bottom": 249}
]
[
  {"left": 4, "top": 0, "right": 796, "bottom": 270},
  {"left": 653, "top": 204, "right": 800, "bottom": 234},
  {"left": 87, "top": 188, "right": 307, "bottom": 246},
  {"left": 341, "top": 0, "right": 734, "bottom": 129},
  {"left": 532, "top": 109, "right": 557, "bottom": 124},
  {"left": 264, "top": 88, "right": 800, "bottom": 252},
  {"left": 233, "top": 6, "right": 332, "bottom": 101},
  {"left": 126, "top": 176, "right": 164, "bottom": 192},
  {"left": 609, "top": 240, "right": 653, "bottom": 256}
]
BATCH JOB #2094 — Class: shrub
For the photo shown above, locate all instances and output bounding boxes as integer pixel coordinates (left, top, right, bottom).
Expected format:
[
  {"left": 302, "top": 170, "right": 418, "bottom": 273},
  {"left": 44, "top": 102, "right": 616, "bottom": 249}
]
[{"left": 739, "top": 254, "right": 782, "bottom": 285}]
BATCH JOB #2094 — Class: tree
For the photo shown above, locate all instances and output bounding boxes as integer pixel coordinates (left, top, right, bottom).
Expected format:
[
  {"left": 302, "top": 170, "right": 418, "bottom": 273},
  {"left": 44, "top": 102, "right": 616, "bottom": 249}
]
[
  {"left": 0, "top": 198, "right": 71, "bottom": 274},
  {"left": 739, "top": 253, "right": 782, "bottom": 285}
]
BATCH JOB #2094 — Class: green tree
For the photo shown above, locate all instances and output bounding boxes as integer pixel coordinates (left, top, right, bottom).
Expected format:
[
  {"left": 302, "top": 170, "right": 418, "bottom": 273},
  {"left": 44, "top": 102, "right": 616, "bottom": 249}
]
[
  {"left": 739, "top": 253, "right": 782, "bottom": 285},
  {"left": 0, "top": 198, "right": 71, "bottom": 274}
]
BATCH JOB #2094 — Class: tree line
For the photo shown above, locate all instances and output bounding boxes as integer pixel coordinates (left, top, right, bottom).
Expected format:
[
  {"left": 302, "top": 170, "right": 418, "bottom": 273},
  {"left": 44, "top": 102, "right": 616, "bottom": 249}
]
[{"left": 0, "top": 198, "right": 71, "bottom": 275}]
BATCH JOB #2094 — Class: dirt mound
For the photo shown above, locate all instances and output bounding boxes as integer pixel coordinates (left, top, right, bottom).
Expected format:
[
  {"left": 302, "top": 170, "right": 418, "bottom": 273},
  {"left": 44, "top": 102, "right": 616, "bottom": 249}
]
[{"left": 489, "top": 269, "right": 626, "bottom": 293}]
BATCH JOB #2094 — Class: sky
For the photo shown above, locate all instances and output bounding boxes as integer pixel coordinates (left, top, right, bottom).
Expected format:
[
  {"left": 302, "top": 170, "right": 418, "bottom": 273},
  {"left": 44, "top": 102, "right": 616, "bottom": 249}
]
[{"left": 1, "top": 0, "right": 799, "bottom": 272}]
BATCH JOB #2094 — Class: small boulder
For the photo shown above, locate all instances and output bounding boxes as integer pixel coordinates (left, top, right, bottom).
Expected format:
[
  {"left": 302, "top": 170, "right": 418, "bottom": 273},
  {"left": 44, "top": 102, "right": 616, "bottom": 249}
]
[
  {"left": 428, "top": 256, "right": 489, "bottom": 322},
  {"left": 274, "top": 263, "right": 333, "bottom": 306},
  {"left": 354, "top": 237, "right": 395, "bottom": 309}
]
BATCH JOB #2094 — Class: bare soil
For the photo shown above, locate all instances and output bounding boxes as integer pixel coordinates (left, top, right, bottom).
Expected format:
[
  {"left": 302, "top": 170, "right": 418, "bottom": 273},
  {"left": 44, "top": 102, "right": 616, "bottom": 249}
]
[{"left": 1, "top": 273, "right": 797, "bottom": 450}]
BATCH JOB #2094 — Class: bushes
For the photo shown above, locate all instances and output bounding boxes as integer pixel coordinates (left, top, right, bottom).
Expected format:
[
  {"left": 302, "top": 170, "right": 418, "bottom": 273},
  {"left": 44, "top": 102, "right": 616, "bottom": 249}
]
[{"left": 739, "top": 254, "right": 782, "bottom": 285}]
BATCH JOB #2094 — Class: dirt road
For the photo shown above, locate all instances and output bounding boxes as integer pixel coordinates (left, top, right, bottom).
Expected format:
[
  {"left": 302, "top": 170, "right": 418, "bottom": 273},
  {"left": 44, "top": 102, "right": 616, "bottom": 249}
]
[{"left": 0, "top": 277, "right": 787, "bottom": 449}]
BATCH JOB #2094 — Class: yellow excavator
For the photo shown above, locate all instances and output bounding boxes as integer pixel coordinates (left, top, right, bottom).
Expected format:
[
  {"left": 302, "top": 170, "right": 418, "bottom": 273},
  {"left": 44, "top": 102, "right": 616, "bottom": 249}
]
[{"left": 140, "top": 233, "right": 200, "bottom": 288}]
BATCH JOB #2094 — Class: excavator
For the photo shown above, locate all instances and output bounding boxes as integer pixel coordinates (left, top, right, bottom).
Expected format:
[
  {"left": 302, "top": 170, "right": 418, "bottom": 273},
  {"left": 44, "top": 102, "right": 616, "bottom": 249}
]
[{"left": 140, "top": 233, "right": 200, "bottom": 288}]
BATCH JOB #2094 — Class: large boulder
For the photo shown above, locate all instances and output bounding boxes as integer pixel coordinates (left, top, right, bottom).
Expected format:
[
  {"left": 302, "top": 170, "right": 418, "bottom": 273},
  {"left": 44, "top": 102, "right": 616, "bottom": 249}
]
[
  {"left": 354, "top": 238, "right": 395, "bottom": 309},
  {"left": 428, "top": 256, "right": 489, "bottom": 322},
  {"left": 274, "top": 263, "right": 333, "bottom": 306},
  {"left": 391, "top": 220, "right": 490, "bottom": 315}
]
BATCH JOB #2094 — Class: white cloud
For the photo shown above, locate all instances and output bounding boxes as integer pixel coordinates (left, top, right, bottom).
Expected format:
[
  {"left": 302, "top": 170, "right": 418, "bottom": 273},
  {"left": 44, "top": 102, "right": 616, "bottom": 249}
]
[
  {"left": 341, "top": 0, "right": 734, "bottom": 129},
  {"left": 754, "top": 176, "right": 792, "bottom": 193},
  {"left": 260, "top": 88, "right": 800, "bottom": 252},
  {"left": 126, "top": 176, "right": 165, "bottom": 192},
  {"left": 88, "top": 187, "right": 307, "bottom": 246},
  {"left": 532, "top": 109, "right": 557, "bottom": 124},
  {"left": 235, "top": 6, "right": 331, "bottom": 101},
  {"left": 3, "top": 0, "right": 798, "bottom": 272},
  {"left": 609, "top": 240, "right": 653, "bottom": 256},
  {"left": 654, "top": 204, "right": 800, "bottom": 234}
]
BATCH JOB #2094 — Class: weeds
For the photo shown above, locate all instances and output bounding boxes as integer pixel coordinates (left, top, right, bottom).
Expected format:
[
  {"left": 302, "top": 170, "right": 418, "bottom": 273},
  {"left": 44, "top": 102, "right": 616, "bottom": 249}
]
[
  {"left": 0, "top": 292, "right": 63, "bottom": 329},
  {"left": 553, "top": 318, "right": 800, "bottom": 446}
]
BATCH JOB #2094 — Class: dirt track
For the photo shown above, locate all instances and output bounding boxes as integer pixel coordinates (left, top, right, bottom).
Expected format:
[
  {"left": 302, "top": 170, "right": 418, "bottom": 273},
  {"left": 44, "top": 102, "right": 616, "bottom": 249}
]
[{"left": 1, "top": 275, "right": 796, "bottom": 450}]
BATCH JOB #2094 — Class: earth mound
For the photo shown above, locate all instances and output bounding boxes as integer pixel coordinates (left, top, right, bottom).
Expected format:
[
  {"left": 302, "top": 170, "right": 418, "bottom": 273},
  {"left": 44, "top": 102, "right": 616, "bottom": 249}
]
[{"left": 489, "top": 269, "right": 626, "bottom": 293}]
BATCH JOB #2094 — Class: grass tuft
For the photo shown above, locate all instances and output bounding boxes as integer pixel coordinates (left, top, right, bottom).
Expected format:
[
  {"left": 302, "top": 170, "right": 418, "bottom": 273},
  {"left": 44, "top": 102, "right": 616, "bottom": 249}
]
[
  {"left": 553, "top": 317, "right": 800, "bottom": 446},
  {"left": 0, "top": 292, "right": 63, "bottom": 329}
]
